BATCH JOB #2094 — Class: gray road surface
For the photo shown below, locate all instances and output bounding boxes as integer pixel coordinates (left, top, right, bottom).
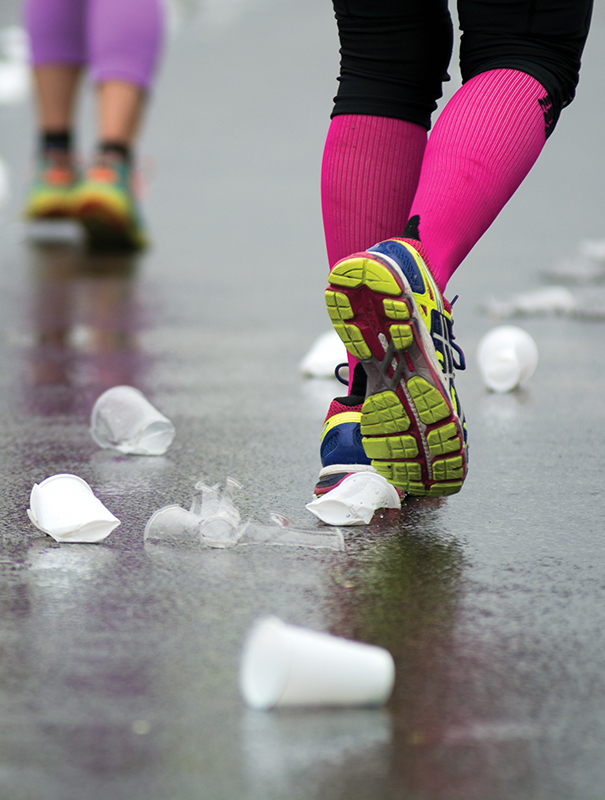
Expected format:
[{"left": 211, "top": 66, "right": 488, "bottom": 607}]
[{"left": 0, "top": 1, "right": 605, "bottom": 798}]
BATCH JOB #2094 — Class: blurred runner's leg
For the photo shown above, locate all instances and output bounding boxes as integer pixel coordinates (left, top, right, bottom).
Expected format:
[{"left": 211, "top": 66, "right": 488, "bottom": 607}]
[
  {"left": 71, "top": 0, "right": 165, "bottom": 250},
  {"left": 23, "top": 0, "right": 85, "bottom": 218}
]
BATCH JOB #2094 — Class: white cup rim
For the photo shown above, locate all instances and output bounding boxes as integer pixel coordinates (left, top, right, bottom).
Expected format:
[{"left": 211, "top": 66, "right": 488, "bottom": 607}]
[
  {"left": 34, "top": 474, "right": 93, "bottom": 492},
  {"left": 240, "top": 616, "right": 292, "bottom": 710},
  {"left": 94, "top": 385, "right": 146, "bottom": 400}
]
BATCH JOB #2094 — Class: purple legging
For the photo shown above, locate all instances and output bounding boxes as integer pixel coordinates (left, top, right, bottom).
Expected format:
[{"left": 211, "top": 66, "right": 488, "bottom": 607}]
[{"left": 24, "top": 0, "right": 164, "bottom": 89}]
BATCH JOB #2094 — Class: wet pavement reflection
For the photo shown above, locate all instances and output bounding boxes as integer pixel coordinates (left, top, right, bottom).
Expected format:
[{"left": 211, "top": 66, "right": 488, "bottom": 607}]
[{"left": 23, "top": 240, "right": 145, "bottom": 417}]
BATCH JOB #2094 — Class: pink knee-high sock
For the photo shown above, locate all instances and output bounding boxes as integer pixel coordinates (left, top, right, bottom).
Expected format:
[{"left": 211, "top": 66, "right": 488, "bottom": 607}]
[
  {"left": 322, "top": 115, "right": 427, "bottom": 268},
  {"left": 321, "top": 115, "right": 426, "bottom": 391},
  {"left": 409, "top": 69, "right": 547, "bottom": 293}
]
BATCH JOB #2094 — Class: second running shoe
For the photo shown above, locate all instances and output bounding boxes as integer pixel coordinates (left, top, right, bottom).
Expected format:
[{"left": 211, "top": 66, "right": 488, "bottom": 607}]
[
  {"left": 71, "top": 155, "right": 147, "bottom": 251},
  {"left": 324, "top": 227, "right": 468, "bottom": 497},
  {"left": 23, "top": 152, "right": 78, "bottom": 220}
]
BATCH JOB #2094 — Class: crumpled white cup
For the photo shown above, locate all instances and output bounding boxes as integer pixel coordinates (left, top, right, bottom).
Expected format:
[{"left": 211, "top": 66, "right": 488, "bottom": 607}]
[
  {"left": 239, "top": 616, "right": 395, "bottom": 710},
  {"left": 477, "top": 325, "right": 538, "bottom": 393},
  {"left": 90, "top": 385, "right": 175, "bottom": 456},
  {"left": 27, "top": 474, "right": 120, "bottom": 543},
  {"left": 306, "top": 472, "right": 400, "bottom": 525}
]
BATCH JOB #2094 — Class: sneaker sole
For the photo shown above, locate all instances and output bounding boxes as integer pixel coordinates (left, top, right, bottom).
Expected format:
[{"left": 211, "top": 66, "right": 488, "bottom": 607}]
[
  {"left": 25, "top": 196, "right": 73, "bottom": 220},
  {"left": 314, "top": 463, "right": 377, "bottom": 496},
  {"left": 325, "top": 256, "right": 466, "bottom": 497},
  {"left": 74, "top": 192, "right": 145, "bottom": 252}
]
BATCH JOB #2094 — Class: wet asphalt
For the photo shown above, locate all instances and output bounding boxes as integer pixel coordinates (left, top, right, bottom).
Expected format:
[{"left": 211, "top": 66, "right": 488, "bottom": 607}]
[{"left": 1, "top": 1, "right": 605, "bottom": 798}]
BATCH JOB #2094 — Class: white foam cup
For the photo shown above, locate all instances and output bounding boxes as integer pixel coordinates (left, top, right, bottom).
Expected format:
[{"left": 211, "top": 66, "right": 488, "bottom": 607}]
[
  {"left": 299, "top": 330, "right": 348, "bottom": 378},
  {"left": 306, "top": 472, "right": 400, "bottom": 526},
  {"left": 239, "top": 616, "right": 395, "bottom": 710},
  {"left": 90, "top": 385, "right": 175, "bottom": 455},
  {"left": 477, "top": 325, "right": 538, "bottom": 393},
  {"left": 27, "top": 474, "right": 120, "bottom": 543}
]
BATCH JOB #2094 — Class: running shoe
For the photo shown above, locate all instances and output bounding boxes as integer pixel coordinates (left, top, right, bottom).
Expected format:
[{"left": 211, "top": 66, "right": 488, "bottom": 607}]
[
  {"left": 23, "top": 152, "right": 77, "bottom": 220},
  {"left": 324, "top": 225, "right": 468, "bottom": 496},
  {"left": 71, "top": 155, "right": 147, "bottom": 251}
]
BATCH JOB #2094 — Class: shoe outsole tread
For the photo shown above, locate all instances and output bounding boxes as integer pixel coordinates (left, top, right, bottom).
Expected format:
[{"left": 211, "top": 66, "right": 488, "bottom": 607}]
[
  {"left": 327, "top": 256, "right": 466, "bottom": 496},
  {"left": 74, "top": 193, "right": 146, "bottom": 251}
]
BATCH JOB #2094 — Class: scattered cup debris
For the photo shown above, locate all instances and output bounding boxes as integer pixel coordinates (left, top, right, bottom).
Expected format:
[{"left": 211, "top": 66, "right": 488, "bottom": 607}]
[
  {"left": 90, "top": 385, "right": 175, "bottom": 456},
  {"left": 485, "top": 286, "right": 575, "bottom": 319},
  {"left": 27, "top": 474, "right": 120, "bottom": 543},
  {"left": 306, "top": 472, "right": 400, "bottom": 525},
  {"left": 144, "top": 477, "right": 345, "bottom": 551},
  {"left": 192, "top": 476, "right": 242, "bottom": 548},
  {"left": 299, "top": 331, "right": 347, "bottom": 379},
  {"left": 144, "top": 505, "right": 202, "bottom": 543},
  {"left": 239, "top": 616, "right": 395, "bottom": 710},
  {"left": 477, "top": 325, "right": 538, "bottom": 393},
  {"left": 238, "top": 523, "right": 344, "bottom": 551},
  {"left": 541, "top": 238, "right": 605, "bottom": 284}
]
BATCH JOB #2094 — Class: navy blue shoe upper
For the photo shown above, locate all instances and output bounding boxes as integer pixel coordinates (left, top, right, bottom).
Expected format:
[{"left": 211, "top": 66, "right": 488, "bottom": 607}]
[
  {"left": 368, "top": 240, "right": 425, "bottom": 293},
  {"left": 321, "top": 421, "right": 371, "bottom": 468}
]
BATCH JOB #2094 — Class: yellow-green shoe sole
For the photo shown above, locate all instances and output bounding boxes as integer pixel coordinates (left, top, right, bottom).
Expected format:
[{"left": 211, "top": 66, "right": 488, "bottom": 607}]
[
  {"left": 72, "top": 185, "right": 147, "bottom": 252},
  {"left": 325, "top": 255, "right": 466, "bottom": 497}
]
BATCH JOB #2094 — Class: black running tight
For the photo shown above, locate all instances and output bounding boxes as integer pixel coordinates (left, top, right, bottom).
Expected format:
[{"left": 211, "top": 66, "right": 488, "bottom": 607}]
[{"left": 332, "top": 0, "right": 593, "bottom": 135}]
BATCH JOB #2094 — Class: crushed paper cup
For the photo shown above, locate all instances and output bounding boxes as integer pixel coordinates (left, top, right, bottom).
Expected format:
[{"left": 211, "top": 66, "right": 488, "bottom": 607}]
[
  {"left": 27, "top": 474, "right": 120, "bottom": 543},
  {"left": 239, "top": 616, "right": 395, "bottom": 710},
  {"left": 90, "top": 385, "right": 175, "bottom": 455},
  {"left": 200, "top": 516, "right": 241, "bottom": 548},
  {"left": 299, "top": 331, "right": 348, "bottom": 378},
  {"left": 191, "top": 477, "right": 243, "bottom": 548},
  {"left": 144, "top": 505, "right": 202, "bottom": 542},
  {"left": 306, "top": 472, "right": 400, "bottom": 526},
  {"left": 477, "top": 325, "right": 538, "bottom": 393}
]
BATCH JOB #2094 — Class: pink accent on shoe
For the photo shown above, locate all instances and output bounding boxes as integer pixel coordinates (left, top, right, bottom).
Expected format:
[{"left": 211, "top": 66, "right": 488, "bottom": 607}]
[
  {"left": 346, "top": 351, "right": 359, "bottom": 394},
  {"left": 324, "top": 398, "right": 363, "bottom": 423},
  {"left": 409, "top": 69, "right": 547, "bottom": 293},
  {"left": 314, "top": 472, "right": 353, "bottom": 496}
]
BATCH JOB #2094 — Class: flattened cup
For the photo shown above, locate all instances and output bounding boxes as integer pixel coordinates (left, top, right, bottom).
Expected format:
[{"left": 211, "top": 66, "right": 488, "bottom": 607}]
[{"left": 306, "top": 472, "right": 400, "bottom": 525}]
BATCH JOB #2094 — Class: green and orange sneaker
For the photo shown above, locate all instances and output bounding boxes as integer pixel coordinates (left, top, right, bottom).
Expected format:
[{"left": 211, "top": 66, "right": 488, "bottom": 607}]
[
  {"left": 324, "top": 225, "right": 468, "bottom": 497},
  {"left": 71, "top": 155, "right": 147, "bottom": 251},
  {"left": 23, "top": 152, "right": 78, "bottom": 220}
]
